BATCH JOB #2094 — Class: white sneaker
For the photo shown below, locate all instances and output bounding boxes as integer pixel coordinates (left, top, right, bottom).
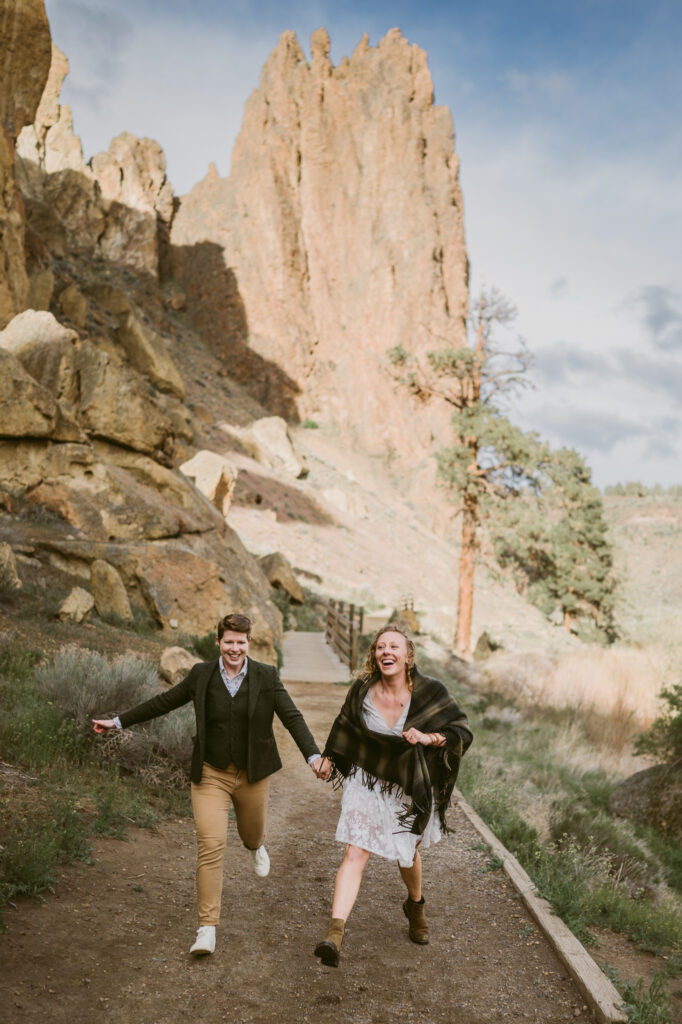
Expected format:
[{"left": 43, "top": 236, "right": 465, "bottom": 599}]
[
  {"left": 190, "top": 925, "right": 216, "bottom": 956},
  {"left": 251, "top": 844, "right": 270, "bottom": 878}
]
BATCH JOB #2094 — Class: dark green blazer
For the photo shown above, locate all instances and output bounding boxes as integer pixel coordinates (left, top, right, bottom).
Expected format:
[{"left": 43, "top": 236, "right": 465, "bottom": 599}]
[{"left": 118, "top": 658, "right": 320, "bottom": 783}]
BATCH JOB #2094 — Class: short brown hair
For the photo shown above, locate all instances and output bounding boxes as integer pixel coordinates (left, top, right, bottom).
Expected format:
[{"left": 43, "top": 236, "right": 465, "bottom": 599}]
[{"left": 217, "top": 613, "right": 252, "bottom": 640}]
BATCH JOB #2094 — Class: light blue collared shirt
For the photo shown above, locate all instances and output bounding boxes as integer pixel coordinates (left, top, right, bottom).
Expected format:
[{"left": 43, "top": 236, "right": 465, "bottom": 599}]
[{"left": 219, "top": 656, "right": 249, "bottom": 696}]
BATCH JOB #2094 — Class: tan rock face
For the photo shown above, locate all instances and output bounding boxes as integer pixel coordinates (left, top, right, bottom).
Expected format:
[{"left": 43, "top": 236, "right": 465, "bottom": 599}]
[
  {"left": 0, "top": 348, "right": 83, "bottom": 442},
  {"left": 0, "top": 0, "right": 52, "bottom": 326},
  {"left": 116, "top": 313, "right": 185, "bottom": 399},
  {"left": 16, "top": 50, "right": 172, "bottom": 273},
  {"left": 136, "top": 547, "right": 234, "bottom": 636},
  {"left": 173, "top": 27, "right": 468, "bottom": 473},
  {"left": 0, "top": 1, "right": 52, "bottom": 139},
  {"left": 76, "top": 342, "right": 174, "bottom": 455},
  {"left": 0, "top": 310, "right": 175, "bottom": 455}
]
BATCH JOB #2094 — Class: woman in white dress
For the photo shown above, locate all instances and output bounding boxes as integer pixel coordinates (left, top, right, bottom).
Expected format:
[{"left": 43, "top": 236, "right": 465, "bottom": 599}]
[{"left": 314, "top": 626, "right": 472, "bottom": 967}]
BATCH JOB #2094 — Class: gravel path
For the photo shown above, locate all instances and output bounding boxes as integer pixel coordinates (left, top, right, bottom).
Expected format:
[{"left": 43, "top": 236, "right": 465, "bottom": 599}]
[{"left": 0, "top": 683, "right": 593, "bottom": 1024}]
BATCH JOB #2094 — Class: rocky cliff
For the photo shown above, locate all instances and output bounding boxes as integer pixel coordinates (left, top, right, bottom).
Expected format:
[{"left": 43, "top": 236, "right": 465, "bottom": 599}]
[
  {"left": 172, "top": 27, "right": 468, "bottom": 471},
  {"left": 0, "top": 10, "right": 472, "bottom": 660},
  {"left": 0, "top": 19, "right": 285, "bottom": 660},
  {"left": 0, "top": 0, "right": 51, "bottom": 326}
]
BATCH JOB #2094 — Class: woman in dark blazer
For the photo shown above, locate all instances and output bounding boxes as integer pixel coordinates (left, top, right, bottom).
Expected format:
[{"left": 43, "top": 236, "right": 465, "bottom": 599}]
[{"left": 93, "top": 612, "right": 323, "bottom": 956}]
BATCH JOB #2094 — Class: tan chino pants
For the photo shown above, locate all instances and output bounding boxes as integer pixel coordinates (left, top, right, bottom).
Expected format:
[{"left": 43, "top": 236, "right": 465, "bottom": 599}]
[{"left": 191, "top": 762, "right": 270, "bottom": 926}]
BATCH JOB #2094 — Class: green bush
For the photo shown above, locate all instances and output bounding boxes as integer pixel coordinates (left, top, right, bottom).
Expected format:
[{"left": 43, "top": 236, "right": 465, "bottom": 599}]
[
  {"left": 0, "top": 791, "right": 90, "bottom": 906},
  {"left": 605, "top": 967, "right": 674, "bottom": 1024},
  {"left": 635, "top": 683, "right": 682, "bottom": 764},
  {"left": 34, "top": 648, "right": 158, "bottom": 737},
  {"left": 459, "top": 761, "right": 682, "bottom": 953},
  {"left": 0, "top": 634, "right": 42, "bottom": 682},
  {"left": 550, "top": 796, "right": 656, "bottom": 892},
  {"left": 187, "top": 631, "right": 217, "bottom": 661}
]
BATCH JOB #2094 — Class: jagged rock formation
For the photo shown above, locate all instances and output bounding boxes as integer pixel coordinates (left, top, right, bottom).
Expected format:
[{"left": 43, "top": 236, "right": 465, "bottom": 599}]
[{"left": 172, "top": 27, "right": 468, "bottom": 470}]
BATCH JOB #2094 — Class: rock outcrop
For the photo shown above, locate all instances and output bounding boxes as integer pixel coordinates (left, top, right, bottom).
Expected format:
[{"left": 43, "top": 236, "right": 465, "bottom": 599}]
[
  {"left": 16, "top": 48, "right": 173, "bottom": 275},
  {"left": 610, "top": 764, "right": 682, "bottom": 844},
  {"left": 0, "top": 0, "right": 52, "bottom": 326},
  {"left": 173, "top": 28, "right": 468, "bottom": 475}
]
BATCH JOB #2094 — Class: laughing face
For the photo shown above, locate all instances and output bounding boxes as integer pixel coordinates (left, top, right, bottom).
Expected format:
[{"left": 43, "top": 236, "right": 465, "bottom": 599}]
[
  {"left": 374, "top": 630, "right": 409, "bottom": 680},
  {"left": 217, "top": 629, "right": 249, "bottom": 675}
]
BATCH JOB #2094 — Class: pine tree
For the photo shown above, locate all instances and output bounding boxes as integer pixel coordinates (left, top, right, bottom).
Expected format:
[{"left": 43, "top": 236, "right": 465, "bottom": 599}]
[{"left": 390, "top": 287, "right": 616, "bottom": 654}]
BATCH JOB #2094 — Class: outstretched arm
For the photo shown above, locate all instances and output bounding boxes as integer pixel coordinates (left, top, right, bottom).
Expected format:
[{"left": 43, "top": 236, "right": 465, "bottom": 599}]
[
  {"left": 273, "top": 673, "right": 320, "bottom": 762},
  {"left": 92, "top": 668, "right": 197, "bottom": 734}
]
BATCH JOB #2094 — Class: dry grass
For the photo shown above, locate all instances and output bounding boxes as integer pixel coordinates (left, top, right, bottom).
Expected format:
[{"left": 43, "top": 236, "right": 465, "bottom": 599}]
[{"left": 484, "top": 644, "right": 666, "bottom": 746}]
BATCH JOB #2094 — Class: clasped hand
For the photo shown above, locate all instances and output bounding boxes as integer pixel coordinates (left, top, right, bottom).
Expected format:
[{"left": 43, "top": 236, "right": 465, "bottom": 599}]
[{"left": 310, "top": 756, "right": 332, "bottom": 780}]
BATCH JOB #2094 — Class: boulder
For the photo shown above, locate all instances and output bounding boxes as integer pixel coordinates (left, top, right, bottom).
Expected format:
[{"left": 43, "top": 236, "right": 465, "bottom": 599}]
[
  {"left": 0, "top": 542, "right": 22, "bottom": 591},
  {"left": 56, "top": 585, "right": 95, "bottom": 623},
  {"left": 90, "top": 559, "right": 133, "bottom": 622},
  {"left": 179, "top": 449, "right": 237, "bottom": 515},
  {"left": 0, "top": 314, "right": 173, "bottom": 453},
  {"left": 0, "top": 310, "right": 81, "bottom": 411},
  {"left": 219, "top": 416, "right": 307, "bottom": 478},
  {"left": 76, "top": 342, "right": 174, "bottom": 455},
  {"left": 115, "top": 312, "right": 185, "bottom": 399},
  {"left": 257, "top": 552, "right": 304, "bottom": 604},
  {"left": 0, "top": 348, "right": 84, "bottom": 442},
  {"left": 0, "top": 308, "right": 78, "bottom": 354},
  {"left": 610, "top": 764, "right": 682, "bottom": 843},
  {"left": 160, "top": 646, "right": 201, "bottom": 686}
]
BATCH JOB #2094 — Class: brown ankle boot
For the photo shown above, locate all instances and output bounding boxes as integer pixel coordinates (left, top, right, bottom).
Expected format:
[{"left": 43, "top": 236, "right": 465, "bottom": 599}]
[
  {"left": 314, "top": 917, "right": 345, "bottom": 967},
  {"left": 403, "top": 897, "right": 429, "bottom": 944}
]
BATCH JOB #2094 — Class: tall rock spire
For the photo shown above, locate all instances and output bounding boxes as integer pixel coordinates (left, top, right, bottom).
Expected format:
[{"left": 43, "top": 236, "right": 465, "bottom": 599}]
[{"left": 172, "top": 28, "right": 469, "bottom": 469}]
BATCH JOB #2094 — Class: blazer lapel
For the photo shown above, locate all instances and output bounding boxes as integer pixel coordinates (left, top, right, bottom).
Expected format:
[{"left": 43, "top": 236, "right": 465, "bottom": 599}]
[
  {"left": 195, "top": 660, "right": 217, "bottom": 732},
  {"left": 247, "top": 659, "right": 262, "bottom": 719}
]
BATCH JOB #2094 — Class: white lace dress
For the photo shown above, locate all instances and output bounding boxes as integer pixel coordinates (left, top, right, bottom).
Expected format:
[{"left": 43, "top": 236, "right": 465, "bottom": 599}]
[{"left": 335, "top": 690, "right": 442, "bottom": 868}]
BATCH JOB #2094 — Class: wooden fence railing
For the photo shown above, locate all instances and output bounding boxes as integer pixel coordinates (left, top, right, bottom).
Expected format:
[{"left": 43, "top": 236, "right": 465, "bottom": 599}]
[{"left": 325, "top": 600, "right": 364, "bottom": 672}]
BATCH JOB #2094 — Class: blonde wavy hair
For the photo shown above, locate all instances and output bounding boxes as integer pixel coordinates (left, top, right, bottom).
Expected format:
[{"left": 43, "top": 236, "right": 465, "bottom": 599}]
[{"left": 360, "top": 625, "right": 416, "bottom": 690}]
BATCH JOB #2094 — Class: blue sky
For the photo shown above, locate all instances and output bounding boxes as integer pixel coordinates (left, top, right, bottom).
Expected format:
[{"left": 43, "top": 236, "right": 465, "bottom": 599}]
[{"left": 43, "top": 0, "right": 682, "bottom": 487}]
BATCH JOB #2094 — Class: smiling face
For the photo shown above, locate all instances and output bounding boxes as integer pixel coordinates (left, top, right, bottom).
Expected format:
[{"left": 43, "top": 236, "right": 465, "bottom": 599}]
[
  {"left": 374, "top": 630, "right": 409, "bottom": 682},
  {"left": 217, "top": 629, "right": 250, "bottom": 675}
]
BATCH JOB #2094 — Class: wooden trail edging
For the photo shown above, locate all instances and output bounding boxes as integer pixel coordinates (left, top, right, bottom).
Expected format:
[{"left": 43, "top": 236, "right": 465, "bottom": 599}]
[{"left": 455, "top": 790, "right": 627, "bottom": 1024}]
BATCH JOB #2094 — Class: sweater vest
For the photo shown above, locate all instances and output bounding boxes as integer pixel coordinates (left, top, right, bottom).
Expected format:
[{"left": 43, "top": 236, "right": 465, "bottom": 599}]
[{"left": 204, "top": 664, "right": 250, "bottom": 770}]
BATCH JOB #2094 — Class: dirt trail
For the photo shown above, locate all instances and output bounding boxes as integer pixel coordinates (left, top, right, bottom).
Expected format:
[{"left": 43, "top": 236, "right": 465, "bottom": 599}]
[{"left": 1, "top": 683, "right": 594, "bottom": 1024}]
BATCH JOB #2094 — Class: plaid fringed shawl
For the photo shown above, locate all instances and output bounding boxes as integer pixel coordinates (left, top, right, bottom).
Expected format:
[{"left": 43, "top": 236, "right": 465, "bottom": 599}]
[{"left": 323, "top": 669, "right": 473, "bottom": 836}]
